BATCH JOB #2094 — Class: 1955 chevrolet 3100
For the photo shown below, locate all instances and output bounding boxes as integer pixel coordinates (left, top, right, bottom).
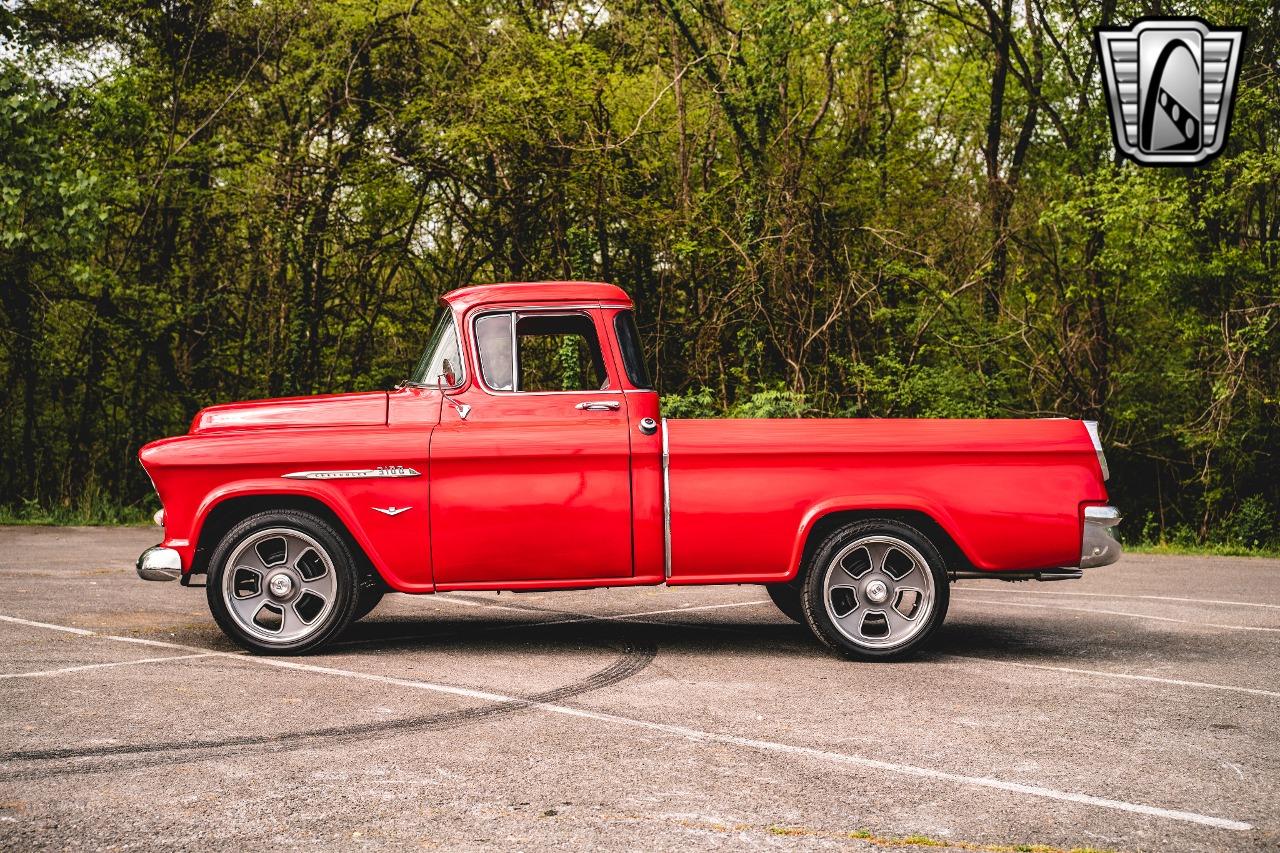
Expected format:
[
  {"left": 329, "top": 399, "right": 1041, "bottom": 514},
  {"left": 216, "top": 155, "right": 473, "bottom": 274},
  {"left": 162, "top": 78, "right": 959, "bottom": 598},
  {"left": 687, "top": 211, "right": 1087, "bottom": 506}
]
[{"left": 137, "top": 281, "right": 1121, "bottom": 659}]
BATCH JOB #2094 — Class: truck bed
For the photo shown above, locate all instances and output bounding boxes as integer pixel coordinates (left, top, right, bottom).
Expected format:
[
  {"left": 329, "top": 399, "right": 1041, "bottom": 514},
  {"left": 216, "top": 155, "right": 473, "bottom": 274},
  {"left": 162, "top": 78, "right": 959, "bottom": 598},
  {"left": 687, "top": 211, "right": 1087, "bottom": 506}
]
[{"left": 664, "top": 418, "right": 1108, "bottom": 583}]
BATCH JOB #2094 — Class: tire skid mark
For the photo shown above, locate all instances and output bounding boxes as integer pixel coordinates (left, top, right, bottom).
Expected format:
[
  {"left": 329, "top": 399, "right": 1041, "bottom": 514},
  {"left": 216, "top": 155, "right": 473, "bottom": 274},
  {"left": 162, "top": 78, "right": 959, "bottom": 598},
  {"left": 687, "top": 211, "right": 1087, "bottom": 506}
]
[{"left": 0, "top": 633, "right": 656, "bottom": 781}]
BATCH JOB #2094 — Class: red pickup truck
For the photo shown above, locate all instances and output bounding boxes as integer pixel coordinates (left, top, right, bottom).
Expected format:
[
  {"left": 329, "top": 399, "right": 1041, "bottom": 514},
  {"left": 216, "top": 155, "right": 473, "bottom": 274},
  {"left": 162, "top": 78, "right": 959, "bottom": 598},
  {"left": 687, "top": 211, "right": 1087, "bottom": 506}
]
[{"left": 137, "top": 281, "right": 1121, "bottom": 659}]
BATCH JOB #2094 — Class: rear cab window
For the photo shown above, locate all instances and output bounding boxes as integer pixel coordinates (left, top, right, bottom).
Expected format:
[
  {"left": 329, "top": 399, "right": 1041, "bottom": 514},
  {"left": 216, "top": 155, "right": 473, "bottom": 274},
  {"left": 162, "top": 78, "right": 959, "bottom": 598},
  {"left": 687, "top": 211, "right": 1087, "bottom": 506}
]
[{"left": 613, "top": 310, "right": 652, "bottom": 389}]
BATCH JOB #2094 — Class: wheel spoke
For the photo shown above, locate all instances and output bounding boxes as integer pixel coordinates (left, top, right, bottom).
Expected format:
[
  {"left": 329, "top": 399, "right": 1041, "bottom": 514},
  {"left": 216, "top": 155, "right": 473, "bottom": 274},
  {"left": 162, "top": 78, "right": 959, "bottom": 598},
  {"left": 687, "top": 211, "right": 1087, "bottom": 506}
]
[
  {"left": 833, "top": 606, "right": 865, "bottom": 636},
  {"left": 229, "top": 586, "right": 264, "bottom": 626},
  {"left": 235, "top": 546, "right": 270, "bottom": 574},
  {"left": 882, "top": 603, "right": 915, "bottom": 638},
  {"left": 863, "top": 541, "right": 891, "bottom": 574},
  {"left": 300, "top": 564, "right": 335, "bottom": 599}
]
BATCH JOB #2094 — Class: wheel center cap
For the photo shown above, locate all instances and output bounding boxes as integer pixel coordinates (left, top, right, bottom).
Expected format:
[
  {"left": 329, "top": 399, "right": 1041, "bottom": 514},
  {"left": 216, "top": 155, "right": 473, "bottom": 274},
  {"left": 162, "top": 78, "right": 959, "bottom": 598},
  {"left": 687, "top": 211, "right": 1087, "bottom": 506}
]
[
  {"left": 268, "top": 573, "right": 294, "bottom": 598},
  {"left": 865, "top": 579, "right": 889, "bottom": 604}
]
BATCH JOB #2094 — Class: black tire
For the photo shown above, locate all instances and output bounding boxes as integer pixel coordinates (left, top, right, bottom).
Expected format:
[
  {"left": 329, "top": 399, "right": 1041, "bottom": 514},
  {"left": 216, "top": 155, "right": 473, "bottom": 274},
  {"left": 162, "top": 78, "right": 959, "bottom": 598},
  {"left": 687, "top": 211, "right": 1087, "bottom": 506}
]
[
  {"left": 765, "top": 581, "right": 805, "bottom": 624},
  {"left": 354, "top": 585, "right": 386, "bottom": 621},
  {"left": 206, "top": 509, "right": 361, "bottom": 655},
  {"left": 800, "top": 519, "right": 949, "bottom": 661}
]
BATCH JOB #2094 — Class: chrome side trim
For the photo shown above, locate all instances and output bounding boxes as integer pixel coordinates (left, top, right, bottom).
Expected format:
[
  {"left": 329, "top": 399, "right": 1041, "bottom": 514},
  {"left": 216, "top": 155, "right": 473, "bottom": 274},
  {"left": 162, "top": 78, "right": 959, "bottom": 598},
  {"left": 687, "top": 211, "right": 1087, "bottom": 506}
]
[
  {"left": 282, "top": 466, "right": 421, "bottom": 480},
  {"left": 661, "top": 417, "right": 671, "bottom": 580},
  {"left": 1082, "top": 420, "right": 1110, "bottom": 480},
  {"left": 137, "top": 546, "right": 182, "bottom": 581},
  {"left": 1081, "top": 504, "right": 1122, "bottom": 568}
]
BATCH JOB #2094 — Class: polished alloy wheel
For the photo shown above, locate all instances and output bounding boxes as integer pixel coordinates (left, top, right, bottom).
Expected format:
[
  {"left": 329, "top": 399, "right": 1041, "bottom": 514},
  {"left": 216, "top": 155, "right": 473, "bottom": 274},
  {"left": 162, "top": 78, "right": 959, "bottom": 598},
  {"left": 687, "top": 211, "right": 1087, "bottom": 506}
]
[
  {"left": 821, "top": 535, "right": 936, "bottom": 650},
  {"left": 221, "top": 527, "right": 337, "bottom": 645}
]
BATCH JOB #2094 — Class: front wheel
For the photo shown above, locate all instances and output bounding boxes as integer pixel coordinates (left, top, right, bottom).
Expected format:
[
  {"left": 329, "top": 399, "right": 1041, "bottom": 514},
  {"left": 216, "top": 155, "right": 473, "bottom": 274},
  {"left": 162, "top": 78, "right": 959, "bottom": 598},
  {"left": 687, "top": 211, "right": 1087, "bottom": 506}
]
[
  {"left": 800, "top": 519, "right": 949, "bottom": 661},
  {"left": 206, "top": 510, "right": 361, "bottom": 654}
]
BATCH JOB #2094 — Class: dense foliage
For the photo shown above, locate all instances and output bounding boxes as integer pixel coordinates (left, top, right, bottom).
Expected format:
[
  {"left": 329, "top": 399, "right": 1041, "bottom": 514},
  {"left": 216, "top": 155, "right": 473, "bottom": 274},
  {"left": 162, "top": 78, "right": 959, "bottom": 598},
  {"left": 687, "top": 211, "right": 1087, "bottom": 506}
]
[{"left": 0, "top": 0, "right": 1276, "bottom": 547}]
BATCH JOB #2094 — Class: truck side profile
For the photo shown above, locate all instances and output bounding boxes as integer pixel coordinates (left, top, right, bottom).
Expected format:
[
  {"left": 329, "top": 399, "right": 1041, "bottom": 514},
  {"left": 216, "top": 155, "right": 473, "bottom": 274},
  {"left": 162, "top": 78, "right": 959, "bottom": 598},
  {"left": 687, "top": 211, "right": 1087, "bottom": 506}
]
[{"left": 137, "top": 281, "right": 1121, "bottom": 659}]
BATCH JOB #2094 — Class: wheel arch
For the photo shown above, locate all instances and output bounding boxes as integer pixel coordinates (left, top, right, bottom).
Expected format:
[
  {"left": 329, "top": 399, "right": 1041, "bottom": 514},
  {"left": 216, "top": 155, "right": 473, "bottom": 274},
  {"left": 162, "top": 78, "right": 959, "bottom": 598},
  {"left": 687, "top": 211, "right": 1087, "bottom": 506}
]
[
  {"left": 788, "top": 500, "right": 975, "bottom": 582},
  {"left": 190, "top": 491, "right": 381, "bottom": 585}
]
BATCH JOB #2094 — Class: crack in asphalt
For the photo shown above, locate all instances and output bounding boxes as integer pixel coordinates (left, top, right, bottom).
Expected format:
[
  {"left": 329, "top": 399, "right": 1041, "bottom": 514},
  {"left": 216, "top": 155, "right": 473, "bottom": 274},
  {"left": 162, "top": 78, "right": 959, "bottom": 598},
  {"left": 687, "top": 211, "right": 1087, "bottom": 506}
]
[{"left": 0, "top": 631, "right": 657, "bottom": 781}]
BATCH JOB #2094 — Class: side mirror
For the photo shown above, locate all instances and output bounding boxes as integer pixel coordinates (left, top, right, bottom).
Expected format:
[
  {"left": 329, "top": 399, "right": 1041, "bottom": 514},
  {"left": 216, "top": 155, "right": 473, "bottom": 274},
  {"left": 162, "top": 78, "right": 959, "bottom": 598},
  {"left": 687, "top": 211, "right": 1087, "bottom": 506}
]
[
  {"left": 439, "top": 358, "right": 458, "bottom": 388},
  {"left": 437, "top": 367, "right": 471, "bottom": 420}
]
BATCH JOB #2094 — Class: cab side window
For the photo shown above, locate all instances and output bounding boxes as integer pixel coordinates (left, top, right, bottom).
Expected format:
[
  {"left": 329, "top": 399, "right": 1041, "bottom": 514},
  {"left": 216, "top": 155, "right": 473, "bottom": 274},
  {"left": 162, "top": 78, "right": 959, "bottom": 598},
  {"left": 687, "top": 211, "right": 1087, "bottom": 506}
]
[
  {"left": 475, "top": 311, "right": 608, "bottom": 392},
  {"left": 475, "top": 313, "right": 514, "bottom": 391}
]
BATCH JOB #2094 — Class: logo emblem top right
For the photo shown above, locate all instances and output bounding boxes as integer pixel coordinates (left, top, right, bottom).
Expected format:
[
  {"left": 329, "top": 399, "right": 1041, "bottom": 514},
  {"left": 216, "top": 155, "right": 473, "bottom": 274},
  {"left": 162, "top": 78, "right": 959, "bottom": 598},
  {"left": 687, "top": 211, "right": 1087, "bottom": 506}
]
[{"left": 1096, "top": 18, "right": 1246, "bottom": 166}]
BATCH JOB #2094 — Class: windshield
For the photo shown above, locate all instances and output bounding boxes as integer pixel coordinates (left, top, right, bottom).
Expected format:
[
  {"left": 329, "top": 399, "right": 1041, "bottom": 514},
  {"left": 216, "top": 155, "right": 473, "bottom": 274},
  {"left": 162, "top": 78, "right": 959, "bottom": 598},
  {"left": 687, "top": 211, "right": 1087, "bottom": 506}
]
[{"left": 410, "top": 311, "right": 463, "bottom": 387}]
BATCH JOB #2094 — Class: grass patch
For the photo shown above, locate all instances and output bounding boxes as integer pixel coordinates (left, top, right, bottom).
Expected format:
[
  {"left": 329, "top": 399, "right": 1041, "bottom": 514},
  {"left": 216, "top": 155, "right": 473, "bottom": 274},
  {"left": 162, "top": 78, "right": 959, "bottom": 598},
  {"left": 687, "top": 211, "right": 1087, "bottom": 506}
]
[
  {"left": 767, "top": 825, "right": 814, "bottom": 836},
  {"left": 843, "top": 828, "right": 1115, "bottom": 852},
  {"left": 1124, "top": 541, "right": 1280, "bottom": 558},
  {"left": 0, "top": 499, "right": 153, "bottom": 527}
]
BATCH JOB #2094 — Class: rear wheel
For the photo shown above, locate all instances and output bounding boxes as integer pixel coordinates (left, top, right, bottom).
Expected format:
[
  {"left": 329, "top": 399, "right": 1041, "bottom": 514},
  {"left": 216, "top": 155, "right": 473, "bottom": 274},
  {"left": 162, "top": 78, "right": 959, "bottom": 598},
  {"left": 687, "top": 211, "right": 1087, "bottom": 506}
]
[
  {"left": 206, "top": 510, "right": 360, "bottom": 654},
  {"left": 765, "top": 581, "right": 805, "bottom": 623},
  {"left": 800, "top": 519, "right": 949, "bottom": 661}
]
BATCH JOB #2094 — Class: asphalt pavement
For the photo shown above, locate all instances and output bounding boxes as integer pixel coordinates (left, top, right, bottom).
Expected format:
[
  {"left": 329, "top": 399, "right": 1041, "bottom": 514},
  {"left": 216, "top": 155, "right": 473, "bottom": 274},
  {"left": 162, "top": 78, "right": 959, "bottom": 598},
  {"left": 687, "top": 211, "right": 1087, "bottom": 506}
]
[{"left": 1, "top": 525, "right": 1277, "bottom": 851}]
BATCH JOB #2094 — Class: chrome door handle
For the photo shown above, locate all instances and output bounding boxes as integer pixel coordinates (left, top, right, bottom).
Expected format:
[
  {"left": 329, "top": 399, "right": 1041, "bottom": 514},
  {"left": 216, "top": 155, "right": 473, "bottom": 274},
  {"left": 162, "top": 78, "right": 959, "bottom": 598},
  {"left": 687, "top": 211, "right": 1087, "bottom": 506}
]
[{"left": 575, "top": 401, "right": 620, "bottom": 411}]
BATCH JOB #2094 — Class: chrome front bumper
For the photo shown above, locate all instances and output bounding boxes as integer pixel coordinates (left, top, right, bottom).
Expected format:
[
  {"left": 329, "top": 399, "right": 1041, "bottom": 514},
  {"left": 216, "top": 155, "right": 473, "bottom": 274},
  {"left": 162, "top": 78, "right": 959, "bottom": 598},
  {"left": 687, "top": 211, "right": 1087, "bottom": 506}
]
[
  {"left": 1081, "top": 506, "right": 1122, "bottom": 568},
  {"left": 137, "top": 546, "right": 182, "bottom": 581}
]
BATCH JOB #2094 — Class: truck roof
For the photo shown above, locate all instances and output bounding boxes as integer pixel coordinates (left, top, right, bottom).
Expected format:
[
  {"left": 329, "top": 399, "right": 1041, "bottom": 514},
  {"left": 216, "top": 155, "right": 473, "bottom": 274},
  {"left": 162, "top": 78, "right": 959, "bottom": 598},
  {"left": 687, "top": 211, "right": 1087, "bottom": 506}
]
[{"left": 441, "top": 281, "right": 632, "bottom": 313}]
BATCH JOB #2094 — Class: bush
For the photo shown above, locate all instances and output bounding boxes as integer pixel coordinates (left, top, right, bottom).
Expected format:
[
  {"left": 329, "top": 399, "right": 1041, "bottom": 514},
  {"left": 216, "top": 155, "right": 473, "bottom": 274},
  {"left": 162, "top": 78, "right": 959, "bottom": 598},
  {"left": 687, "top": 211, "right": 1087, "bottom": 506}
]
[{"left": 1225, "top": 495, "right": 1275, "bottom": 550}]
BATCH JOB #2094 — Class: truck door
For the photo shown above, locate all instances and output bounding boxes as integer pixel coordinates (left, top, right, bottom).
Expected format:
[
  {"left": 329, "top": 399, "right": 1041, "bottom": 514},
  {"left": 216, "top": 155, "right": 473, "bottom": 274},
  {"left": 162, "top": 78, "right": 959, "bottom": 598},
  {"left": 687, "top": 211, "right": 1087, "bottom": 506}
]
[{"left": 428, "top": 307, "right": 634, "bottom": 585}]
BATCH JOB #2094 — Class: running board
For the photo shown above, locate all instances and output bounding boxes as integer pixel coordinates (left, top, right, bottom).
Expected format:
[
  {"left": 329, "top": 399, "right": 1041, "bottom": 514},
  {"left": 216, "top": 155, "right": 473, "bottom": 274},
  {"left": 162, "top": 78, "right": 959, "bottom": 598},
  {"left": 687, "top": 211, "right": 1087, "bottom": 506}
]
[{"left": 950, "top": 569, "right": 1084, "bottom": 583}]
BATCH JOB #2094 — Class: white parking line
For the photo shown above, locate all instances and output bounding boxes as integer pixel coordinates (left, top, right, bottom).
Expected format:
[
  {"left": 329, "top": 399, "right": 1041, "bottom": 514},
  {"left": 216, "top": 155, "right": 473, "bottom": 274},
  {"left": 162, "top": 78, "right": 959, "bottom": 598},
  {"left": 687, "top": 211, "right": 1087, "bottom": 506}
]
[
  {"left": 955, "top": 597, "right": 1280, "bottom": 633},
  {"left": 943, "top": 655, "right": 1280, "bottom": 700},
  {"left": 953, "top": 587, "right": 1280, "bottom": 611},
  {"left": 0, "top": 611, "right": 1252, "bottom": 832},
  {"left": 1, "top": 653, "right": 218, "bottom": 680},
  {"left": 0, "top": 614, "right": 196, "bottom": 649},
  {"left": 0, "top": 614, "right": 96, "bottom": 636}
]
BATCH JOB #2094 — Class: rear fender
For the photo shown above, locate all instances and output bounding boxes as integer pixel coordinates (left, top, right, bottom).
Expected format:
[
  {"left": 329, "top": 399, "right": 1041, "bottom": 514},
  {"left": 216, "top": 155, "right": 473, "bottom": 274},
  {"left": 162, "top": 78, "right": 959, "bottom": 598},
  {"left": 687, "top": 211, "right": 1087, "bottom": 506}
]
[{"left": 786, "top": 496, "right": 974, "bottom": 582}]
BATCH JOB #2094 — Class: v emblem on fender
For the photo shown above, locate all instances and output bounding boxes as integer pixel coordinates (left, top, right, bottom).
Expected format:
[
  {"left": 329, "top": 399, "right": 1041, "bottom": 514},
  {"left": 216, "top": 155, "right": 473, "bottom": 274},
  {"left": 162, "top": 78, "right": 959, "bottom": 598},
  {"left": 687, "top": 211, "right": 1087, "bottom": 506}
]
[{"left": 372, "top": 506, "right": 411, "bottom": 516}]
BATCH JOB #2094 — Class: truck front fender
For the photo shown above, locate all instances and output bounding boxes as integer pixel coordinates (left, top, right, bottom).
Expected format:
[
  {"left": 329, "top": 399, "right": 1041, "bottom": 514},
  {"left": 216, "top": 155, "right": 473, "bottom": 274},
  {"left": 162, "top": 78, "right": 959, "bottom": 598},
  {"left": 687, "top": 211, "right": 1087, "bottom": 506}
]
[{"left": 185, "top": 480, "right": 433, "bottom": 593}]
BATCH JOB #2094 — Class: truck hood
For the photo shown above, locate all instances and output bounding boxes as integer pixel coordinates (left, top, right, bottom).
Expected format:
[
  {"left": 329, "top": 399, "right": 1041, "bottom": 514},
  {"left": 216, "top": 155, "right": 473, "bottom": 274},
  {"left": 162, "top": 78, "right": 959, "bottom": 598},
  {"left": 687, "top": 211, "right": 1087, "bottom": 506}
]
[{"left": 190, "top": 391, "right": 389, "bottom": 433}]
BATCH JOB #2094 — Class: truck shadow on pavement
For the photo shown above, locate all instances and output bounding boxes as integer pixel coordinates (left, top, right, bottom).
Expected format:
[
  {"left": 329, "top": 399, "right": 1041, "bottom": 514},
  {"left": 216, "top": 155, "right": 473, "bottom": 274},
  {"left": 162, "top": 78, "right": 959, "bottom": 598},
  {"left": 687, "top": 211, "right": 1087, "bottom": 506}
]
[{"left": 335, "top": 606, "right": 1217, "bottom": 668}]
